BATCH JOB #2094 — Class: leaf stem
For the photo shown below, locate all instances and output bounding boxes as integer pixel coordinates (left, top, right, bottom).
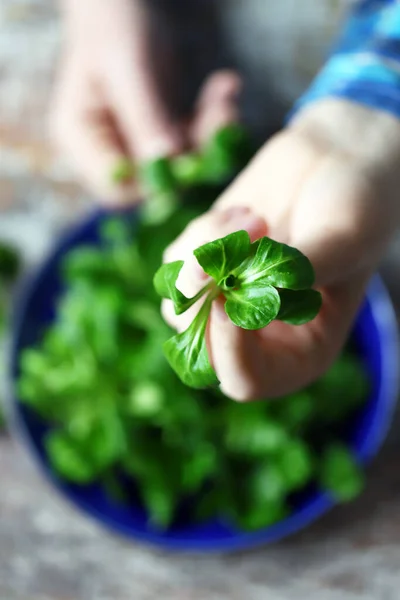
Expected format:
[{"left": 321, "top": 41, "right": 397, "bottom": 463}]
[{"left": 190, "top": 280, "right": 217, "bottom": 306}]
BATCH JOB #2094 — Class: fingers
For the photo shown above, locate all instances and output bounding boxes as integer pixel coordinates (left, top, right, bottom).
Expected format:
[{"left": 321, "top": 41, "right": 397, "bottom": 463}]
[
  {"left": 252, "top": 272, "right": 368, "bottom": 399},
  {"left": 208, "top": 296, "right": 273, "bottom": 401},
  {"left": 211, "top": 270, "right": 367, "bottom": 401},
  {"left": 50, "top": 68, "right": 139, "bottom": 206},
  {"left": 161, "top": 208, "right": 255, "bottom": 334},
  {"left": 165, "top": 206, "right": 266, "bottom": 298},
  {"left": 83, "top": 0, "right": 185, "bottom": 162},
  {"left": 159, "top": 126, "right": 376, "bottom": 401},
  {"left": 191, "top": 70, "right": 242, "bottom": 146},
  {"left": 105, "top": 49, "right": 184, "bottom": 162},
  {"left": 212, "top": 128, "right": 386, "bottom": 287},
  {"left": 162, "top": 206, "right": 270, "bottom": 400}
]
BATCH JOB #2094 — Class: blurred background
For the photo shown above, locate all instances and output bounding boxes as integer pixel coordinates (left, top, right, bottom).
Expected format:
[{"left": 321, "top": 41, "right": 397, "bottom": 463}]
[
  {"left": 2, "top": 1, "right": 400, "bottom": 599},
  {"left": 0, "top": 0, "right": 85, "bottom": 262}
]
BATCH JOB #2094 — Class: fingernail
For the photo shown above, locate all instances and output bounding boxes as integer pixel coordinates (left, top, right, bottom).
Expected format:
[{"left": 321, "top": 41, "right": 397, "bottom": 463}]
[
  {"left": 242, "top": 215, "right": 268, "bottom": 241},
  {"left": 222, "top": 207, "right": 267, "bottom": 241},
  {"left": 220, "top": 206, "right": 251, "bottom": 223}
]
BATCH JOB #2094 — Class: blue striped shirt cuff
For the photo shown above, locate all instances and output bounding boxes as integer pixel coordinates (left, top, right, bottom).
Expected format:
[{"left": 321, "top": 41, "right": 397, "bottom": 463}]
[{"left": 290, "top": 0, "right": 400, "bottom": 122}]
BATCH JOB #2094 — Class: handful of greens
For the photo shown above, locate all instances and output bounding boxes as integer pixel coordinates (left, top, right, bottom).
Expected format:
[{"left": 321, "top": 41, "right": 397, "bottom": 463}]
[
  {"left": 17, "top": 214, "right": 368, "bottom": 531},
  {"left": 17, "top": 124, "right": 368, "bottom": 532},
  {"left": 155, "top": 231, "right": 322, "bottom": 388}
]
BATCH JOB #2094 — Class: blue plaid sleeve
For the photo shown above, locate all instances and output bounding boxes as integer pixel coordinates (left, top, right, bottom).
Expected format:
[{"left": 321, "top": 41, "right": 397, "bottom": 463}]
[{"left": 290, "top": 0, "right": 400, "bottom": 121}]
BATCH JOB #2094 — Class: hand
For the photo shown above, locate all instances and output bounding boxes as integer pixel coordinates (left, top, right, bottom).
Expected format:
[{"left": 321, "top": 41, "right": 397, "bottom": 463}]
[
  {"left": 163, "top": 99, "right": 400, "bottom": 400},
  {"left": 50, "top": 0, "right": 241, "bottom": 204}
]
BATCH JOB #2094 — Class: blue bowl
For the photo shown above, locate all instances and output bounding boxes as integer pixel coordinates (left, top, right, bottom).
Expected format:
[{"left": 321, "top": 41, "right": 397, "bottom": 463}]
[{"left": 6, "top": 210, "right": 400, "bottom": 553}]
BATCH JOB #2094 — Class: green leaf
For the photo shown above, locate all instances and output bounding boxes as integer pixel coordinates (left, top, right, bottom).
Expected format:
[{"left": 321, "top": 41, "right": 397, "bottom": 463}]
[
  {"left": 193, "top": 230, "right": 251, "bottom": 284},
  {"left": 224, "top": 282, "right": 281, "bottom": 330},
  {"left": 110, "top": 158, "right": 135, "bottom": 184},
  {"left": 163, "top": 295, "right": 218, "bottom": 388},
  {"left": 239, "top": 237, "right": 315, "bottom": 290},
  {"left": 139, "top": 157, "right": 176, "bottom": 195},
  {"left": 0, "top": 242, "right": 21, "bottom": 283},
  {"left": 277, "top": 289, "right": 322, "bottom": 325},
  {"left": 63, "top": 247, "right": 110, "bottom": 283},
  {"left": 247, "top": 463, "right": 289, "bottom": 504},
  {"left": 277, "top": 439, "right": 314, "bottom": 490},
  {"left": 16, "top": 137, "right": 371, "bottom": 534},
  {"left": 139, "top": 156, "right": 178, "bottom": 225},
  {"left": 126, "top": 437, "right": 182, "bottom": 529},
  {"left": 195, "top": 488, "right": 221, "bottom": 522},
  {"left": 86, "top": 412, "right": 127, "bottom": 469},
  {"left": 210, "top": 124, "right": 253, "bottom": 162},
  {"left": 100, "top": 217, "right": 133, "bottom": 245},
  {"left": 182, "top": 443, "right": 217, "bottom": 493},
  {"left": 140, "top": 192, "right": 179, "bottom": 226},
  {"left": 311, "top": 353, "right": 370, "bottom": 425},
  {"left": 274, "top": 391, "right": 315, "bottom": 431},
  {"left": 319, "top": 444, "right": 364, "bottom": 502},
  {"left": 153, "top": 260, "right": 211, "bottom": 315},
  {"left": 171, "top": 153, "right": 205, "bottom": 186},
  {"left": 225, "top": 414, "right": 288, "bottom": 457},
  {"left": 200, "top": 124, "right": 252, "bottom": 183},
  {"left": 236, "top": 500, "right": 288, "bottom": 531},
  {"left": 141, "top": 478, "right": 177, "bottom": 530},
  {"left": 153, "top": 260, "right": 183, "bottom": 303},
  {"left": 45, "top": 431, "right": 98, "bottom": 484},
  {"left": 125, "top": 301, "right": 165, "bottom": 332},
  {"left": 128, "top": 381, "right": 165, "bottom": 417},
  {"left": 317, "top": 353, "right": 369, "bottom": 406}
]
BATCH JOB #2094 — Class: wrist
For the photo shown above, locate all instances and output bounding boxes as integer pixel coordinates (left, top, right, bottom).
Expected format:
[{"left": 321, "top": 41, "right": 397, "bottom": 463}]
[{"left": 289, "top": 99, "right": 400, "bottom": 172}]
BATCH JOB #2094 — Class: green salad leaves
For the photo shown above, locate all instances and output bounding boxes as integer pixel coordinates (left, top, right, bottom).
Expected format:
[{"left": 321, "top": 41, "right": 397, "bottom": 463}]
[
  {"left": 17, "top": 214, "right": 368, "bottom": 532},
  {"left": 16, "top": 124, "right": 368, "bottom": 533},
  {"left": 154, "top": 230, "right": 322, "bottom": 388}
]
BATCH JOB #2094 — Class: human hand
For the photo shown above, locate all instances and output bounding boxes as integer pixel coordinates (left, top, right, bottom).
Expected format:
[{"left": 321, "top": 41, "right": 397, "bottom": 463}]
[
  {"left": 50, "top": 0, "right": 241, "bottom": 204},
  {"left": 163, "top": 99, "right": 400, "bottom": 400}
]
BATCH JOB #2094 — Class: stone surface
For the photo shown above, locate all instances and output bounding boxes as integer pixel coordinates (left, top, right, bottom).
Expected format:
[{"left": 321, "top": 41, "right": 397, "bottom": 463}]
[
  {"left": 2, "top": 434, "right": 400, "bottom": 600},
  {"left": 2, "top": 1, "right": 400, "bottom": 599}
]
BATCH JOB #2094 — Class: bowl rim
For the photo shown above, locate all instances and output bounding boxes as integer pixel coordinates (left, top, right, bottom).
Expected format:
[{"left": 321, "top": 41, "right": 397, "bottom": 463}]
[{"left": 4, "top": 210, "right": 400, "bottom": 553}]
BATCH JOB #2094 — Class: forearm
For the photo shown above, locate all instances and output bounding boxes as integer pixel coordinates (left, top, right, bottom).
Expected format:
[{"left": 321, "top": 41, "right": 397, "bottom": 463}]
[{"left": 291, "top": 0, "right": 400, "bottom": 121}]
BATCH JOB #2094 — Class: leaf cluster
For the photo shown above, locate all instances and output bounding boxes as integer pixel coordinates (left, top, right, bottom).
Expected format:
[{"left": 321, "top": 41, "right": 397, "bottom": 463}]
[{"left": 17, "top": 126, "right": 368, "bottom": 531}]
